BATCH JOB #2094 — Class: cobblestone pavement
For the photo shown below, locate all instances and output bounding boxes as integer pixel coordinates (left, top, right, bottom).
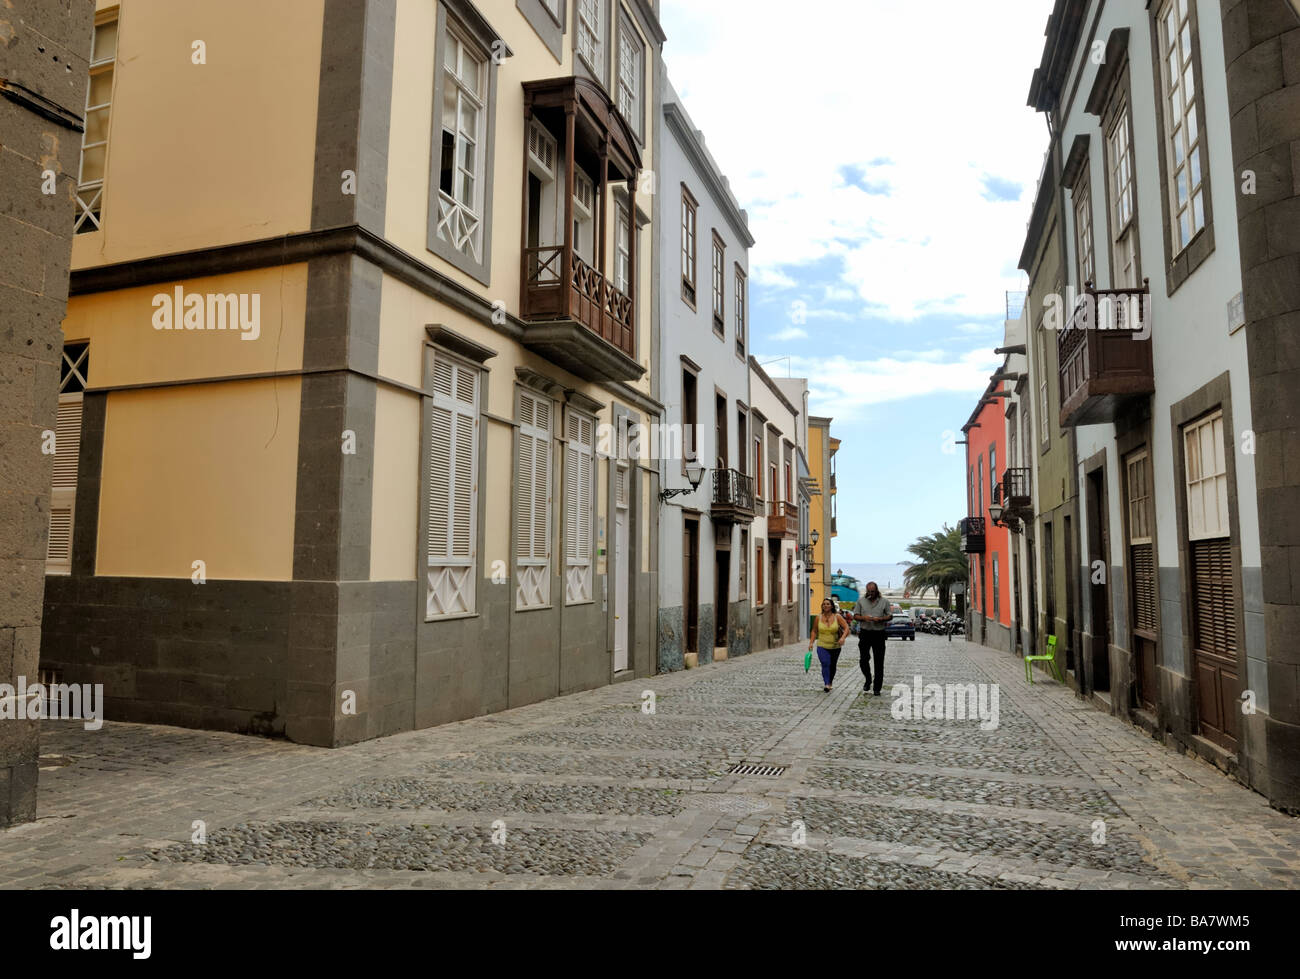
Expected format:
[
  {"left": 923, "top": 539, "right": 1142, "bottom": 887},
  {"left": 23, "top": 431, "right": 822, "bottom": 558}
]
[{"left": 3, "top": 633, "right": 1298, "bottom": 890}]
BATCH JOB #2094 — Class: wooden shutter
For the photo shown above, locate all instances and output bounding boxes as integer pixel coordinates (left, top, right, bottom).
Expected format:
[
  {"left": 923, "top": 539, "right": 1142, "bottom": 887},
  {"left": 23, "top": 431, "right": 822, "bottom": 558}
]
[
  {"left": 46, "top": 396, "right": 83, "bottom": 573},
  {"left": 1191, "top": 538, "right": 1235, "bottom": 657},
  {"left": 427, "top": 356, "right": 478, "bottom": 618},
  {"left": 1132, "top": 543, "right": 1157, "bottom": 633}
]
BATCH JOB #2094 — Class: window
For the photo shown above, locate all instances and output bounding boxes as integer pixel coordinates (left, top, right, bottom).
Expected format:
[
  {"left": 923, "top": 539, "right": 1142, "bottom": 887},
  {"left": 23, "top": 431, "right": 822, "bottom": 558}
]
[
  {"left": 734, "top": 266, "right": 747, "bottom": 357},
  {"left": 715, "top": 393, "right": 728, "bottom": 469},
  {"left": 572, "top": 168, "right": 595, "bottom": 264},
  {"left": 682, "top": 368, "right": 698, "bottom": 471},
  {"left": 992, "top": 554, "right": 1000, "bottom": 620},
  {"left": 681, "top": 186, "right": 697, "bottom": 307},
  {"left": 427, "top": 354, "right": 481, "bottom": 618},
  {"left": 564, "top": 409, "right": 596, "bottom": 605},
  {"left": 1184, "top": 411, "right": 1228, "bottom": 541},
  {"left": 753, "top": 431, "right": 763, "bottom": 498},
  {"left": 616, "top": 14, "right": 644, "bottom": 139},
  {"left": 543, "top": 0, "right": 562, "bottom": 19},
  {"left": 614, "top": 203, "right": 631, "bottom": 295},
  {"left": 576, "top": 0, "right": 603, "bottom": 75},
  {"left": 711, "top": 232, "right": 725, "bottom": 333},
  {"left": 756, "top": 543, "right": 765, "bottom": 606},
  {"left": 978, "top": 454, "right": 984, "bottom": 516},
  {"left": 76, "top": 14, "right": 118, "bottom": 234},
  {"left": 786, "top": 551, "right": 793, "bottom": 606},
  {"left": 1107, "top": 108, "right": 1138, "bottom": 287},
  {"left": 516, "top": 389, "right": 554, "bottom": 609},
  {"left": 989, "top": 445, "right": 997, "bottom": 504},
  {"left": 1157, "top": 0, "right": 1205, "bottom": 252},
  {"left": 434, "top": 19, "right": 489, "bottom": 267},
  {"left": 1040, "top": 322, "right": 1050, "bottom": 434},
  {"left": 736, "top": 406, "right": 747, "bottom": 476},
  {"left": 1073, "top": 174, "right": 1095, "bottom": 287},
  {"left": 1127, "top": 450, "right": 1153, "bottom": 545},
  {"left": 47, "top": 342, "right": 89, "bottom": 573}
]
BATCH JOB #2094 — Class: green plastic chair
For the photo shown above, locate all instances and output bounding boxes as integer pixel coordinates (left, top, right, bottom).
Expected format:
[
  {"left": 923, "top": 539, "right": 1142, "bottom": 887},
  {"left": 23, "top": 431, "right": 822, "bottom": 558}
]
[{"left": 1025, "top": 634, "right": 1064, "bottom": 683}]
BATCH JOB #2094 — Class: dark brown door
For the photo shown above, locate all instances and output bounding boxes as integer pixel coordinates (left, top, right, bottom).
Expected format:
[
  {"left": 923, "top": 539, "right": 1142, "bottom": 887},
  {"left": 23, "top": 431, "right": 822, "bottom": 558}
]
[
  {"left": 1125, "top": 450, "right": 1159, "bottom": 711},
  {"left": 715, "top": 549, "right": 729, "bottom": 648},
  {"left": 1191, "top": 538, "right": 1239, "bottom": 750},
  {"left": 684, "top": 519, "right": 699, "bottom": 653},
  {"left": 1086, "top": 469, "right": 1110, "bottom": 692}
]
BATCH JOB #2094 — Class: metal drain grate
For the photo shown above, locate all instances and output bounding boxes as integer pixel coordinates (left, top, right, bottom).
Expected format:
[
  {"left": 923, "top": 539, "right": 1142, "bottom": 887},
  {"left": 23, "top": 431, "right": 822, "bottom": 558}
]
[{"left": 727, "top": 763, "right": 787, "bottom": 778}]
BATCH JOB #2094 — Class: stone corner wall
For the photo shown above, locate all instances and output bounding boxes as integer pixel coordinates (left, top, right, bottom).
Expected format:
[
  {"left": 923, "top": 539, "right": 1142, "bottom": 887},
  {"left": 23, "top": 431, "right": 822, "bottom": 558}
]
[{"left": 0, "top": 0, "right": 96, "bottom": 827}]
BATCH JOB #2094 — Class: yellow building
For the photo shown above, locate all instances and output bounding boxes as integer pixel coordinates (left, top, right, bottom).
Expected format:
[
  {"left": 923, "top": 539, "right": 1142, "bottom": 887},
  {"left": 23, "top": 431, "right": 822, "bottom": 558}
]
[
  {"left": 44, "top": 0, "right": 667, "bottom": 746},
  {"left": 807, "top": 417, "right": 838, "bottom": 604}
]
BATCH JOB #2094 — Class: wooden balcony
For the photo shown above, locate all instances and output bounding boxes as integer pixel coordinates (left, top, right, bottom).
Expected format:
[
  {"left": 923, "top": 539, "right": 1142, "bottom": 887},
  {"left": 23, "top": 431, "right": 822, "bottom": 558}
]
[
  {"left": 1058, "top": 281, "right": 1154, "bottom": 427},
  {"left": 521, "top": 246, "right": 639, "bottom": 382},
  {"left": 960, "top": 517, "right": 986, "bottom": 554},
  {"left": 520, "top": 75, "right": 644, "bottom": 386},
  {"left": 767, "top": 501, "right": 798, "bottom": 539},
  {"left": 711, "top": 469, "right": 755, "bottom": 524}
]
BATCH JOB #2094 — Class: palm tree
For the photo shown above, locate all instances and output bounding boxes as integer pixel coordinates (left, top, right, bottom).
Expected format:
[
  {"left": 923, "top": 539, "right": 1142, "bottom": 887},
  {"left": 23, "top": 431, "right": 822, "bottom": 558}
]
[{"left": 899, "top": 524, "right": 967, "bottom": 611}]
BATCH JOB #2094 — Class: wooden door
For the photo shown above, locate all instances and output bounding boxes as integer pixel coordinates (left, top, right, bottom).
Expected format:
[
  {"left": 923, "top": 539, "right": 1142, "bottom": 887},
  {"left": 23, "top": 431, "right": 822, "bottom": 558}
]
[
  {"left": 1191, "top": 539, "right": 1239, "bottom": 750},
  {"left": 684, "top": 519, "right": 699, "bottom": 653},
  {"left": 715, "top": 549, "right": 729, "bottom": 648},
  {"left": 1125, "top": 450, "right": 1159, "bottom": 711},
  {"left": 1086, "top": 469, "right": 1110, "bottom": 692}
]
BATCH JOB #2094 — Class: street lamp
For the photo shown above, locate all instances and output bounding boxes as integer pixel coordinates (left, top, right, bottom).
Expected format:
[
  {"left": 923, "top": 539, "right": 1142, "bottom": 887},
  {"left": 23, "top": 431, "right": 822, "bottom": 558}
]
[
  {"left": 987, "top": 500, "right": 1022, "bottom": 534},
  {"left": 660, "top": 461, "right": 705, "bottom": 502}
]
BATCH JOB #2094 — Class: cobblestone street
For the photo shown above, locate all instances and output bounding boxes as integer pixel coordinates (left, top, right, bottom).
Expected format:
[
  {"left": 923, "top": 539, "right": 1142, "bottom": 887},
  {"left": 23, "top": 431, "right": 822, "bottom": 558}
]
[{"left": 3, "top": 633, "right": 1298, "bottom": 890}]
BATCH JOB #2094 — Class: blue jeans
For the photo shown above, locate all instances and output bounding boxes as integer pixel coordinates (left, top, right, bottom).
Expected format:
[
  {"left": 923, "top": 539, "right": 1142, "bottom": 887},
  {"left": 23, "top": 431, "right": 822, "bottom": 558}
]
[{"left": 816, "top": 645, "right": 841, "bottom": 686}]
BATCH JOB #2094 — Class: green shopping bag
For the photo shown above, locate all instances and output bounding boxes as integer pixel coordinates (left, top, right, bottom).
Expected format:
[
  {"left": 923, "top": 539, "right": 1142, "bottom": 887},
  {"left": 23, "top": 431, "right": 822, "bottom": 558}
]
[{"left": 803, "top": 650, "right": 813, "bottom": 673}]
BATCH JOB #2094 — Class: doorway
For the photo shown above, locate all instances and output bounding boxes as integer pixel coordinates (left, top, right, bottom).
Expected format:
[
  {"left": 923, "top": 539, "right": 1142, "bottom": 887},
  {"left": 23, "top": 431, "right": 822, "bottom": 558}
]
[
  {"left": 1085, "top": 468, "right": 1111, "bottom": 692},
  {"left": 714, "top": 547, "right": 730, "bottom": 650},
  {"left": 684, "top": 518, "right": 700, "bottom": 654},
  {"left": 614, "top": 508, "right": 629, "bottom": 673}
]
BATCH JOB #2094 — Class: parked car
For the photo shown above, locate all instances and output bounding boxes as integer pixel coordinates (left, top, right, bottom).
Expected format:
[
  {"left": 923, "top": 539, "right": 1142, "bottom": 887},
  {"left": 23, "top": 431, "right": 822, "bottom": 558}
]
[{"left": 885, "top": 612, "right": 916, "bottom": 641}]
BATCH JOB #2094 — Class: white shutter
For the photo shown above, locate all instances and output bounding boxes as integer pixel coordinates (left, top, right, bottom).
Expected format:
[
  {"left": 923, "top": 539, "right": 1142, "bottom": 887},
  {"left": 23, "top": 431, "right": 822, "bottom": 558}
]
[
  {"left": 564, "top": 411, "right": 595, "bottom": 604},
  {"left": 516, "top": 389, "right": 553, "bottom": 608},
  {"left": 1184, "top": 411, "right": 1228, "bottom": 542},
  {"left": 46, "top": 395, "right": 83, "bottom": 574},
  {"left": 427, "top": 355, "right": 479, "bottom": 619}
]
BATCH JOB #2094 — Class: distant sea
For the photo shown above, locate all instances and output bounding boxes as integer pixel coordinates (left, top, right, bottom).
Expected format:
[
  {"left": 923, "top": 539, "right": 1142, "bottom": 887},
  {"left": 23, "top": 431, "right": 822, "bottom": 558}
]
[{"left": 827, "top": 562, "right": 913, "bottom": 592}]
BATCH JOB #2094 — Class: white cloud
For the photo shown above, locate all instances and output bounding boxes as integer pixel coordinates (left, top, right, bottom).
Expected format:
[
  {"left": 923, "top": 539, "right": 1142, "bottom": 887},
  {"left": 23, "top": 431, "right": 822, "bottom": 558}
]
[
  {"left": 662, "top": 0, "right": 1052, "bottom": 322},
  {"left": 752, "top": 347, "right": 1000, "bottom": 422},
  {"left": 769, "top": 326, "right": 809, "bottom": 341}
]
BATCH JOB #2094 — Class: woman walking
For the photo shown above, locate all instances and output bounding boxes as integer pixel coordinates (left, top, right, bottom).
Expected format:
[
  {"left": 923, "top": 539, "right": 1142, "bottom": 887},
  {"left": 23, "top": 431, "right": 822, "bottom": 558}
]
[{"left": 808, "top": 598, "right": 850, "bottom": 692}]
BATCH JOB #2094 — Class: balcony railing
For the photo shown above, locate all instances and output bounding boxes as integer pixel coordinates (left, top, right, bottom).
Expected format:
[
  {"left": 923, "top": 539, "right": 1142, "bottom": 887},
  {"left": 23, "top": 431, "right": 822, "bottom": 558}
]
[
  {"left": 711, "top": 469, "right": 755, "bottom": 523},
  {"left": 959, "top": 516, "right": 986, "bottom": 554},
  {"left": 523, "top": 246, "right": 635, "bottom": 359},
  {"left": 767, "top": 500, "right": 798, "bottom": 539},
  {"left": 1001, "top": 467, "right": 1032, "bottom": 512},
  {"left": 1058, "top": 280, "right": 1154, "bottom": 427}
]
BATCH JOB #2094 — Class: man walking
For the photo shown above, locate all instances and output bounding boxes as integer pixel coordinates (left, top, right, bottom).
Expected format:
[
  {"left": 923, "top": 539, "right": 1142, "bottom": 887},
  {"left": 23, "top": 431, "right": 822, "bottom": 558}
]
[{"left": 853, "top": 581, "right": 891, "bottom": 696}]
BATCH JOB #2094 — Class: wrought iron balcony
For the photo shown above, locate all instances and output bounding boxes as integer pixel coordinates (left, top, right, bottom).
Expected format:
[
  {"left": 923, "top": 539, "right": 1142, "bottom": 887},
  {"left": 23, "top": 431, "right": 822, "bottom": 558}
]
[
  {"left": 1058, "top": 280, "right": 1154, "bottom": 427},
  {"left": 767, "top": 500, "right": 798, "bottom": 539},
  {"left": 959, "top": 516, "right": 986, "bottom": 554},
  {"left": 1000, "top": 467, "right": 1032, "bottom": 514},
  {"left": 711, "top": 469, "right": 755, "bottom": 524}
]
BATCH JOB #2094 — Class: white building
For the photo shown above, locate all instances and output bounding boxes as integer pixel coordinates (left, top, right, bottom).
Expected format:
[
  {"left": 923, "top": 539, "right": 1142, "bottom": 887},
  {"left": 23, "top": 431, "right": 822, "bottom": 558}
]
[
  {"left": 749, "top": 358, "right": 804, "bottom": 648},
  {"left": 655, "top": 79, "right": 755, "bottom": 670},
  {"left": 1028, "top": 0, "right": 1261, "bottom": 776}
]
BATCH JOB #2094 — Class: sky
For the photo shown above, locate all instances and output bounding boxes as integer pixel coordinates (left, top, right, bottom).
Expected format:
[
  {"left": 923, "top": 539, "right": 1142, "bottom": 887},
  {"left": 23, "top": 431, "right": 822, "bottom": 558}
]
[{"left": 659, "top": 0, "right": 1055, "bottom": 563}]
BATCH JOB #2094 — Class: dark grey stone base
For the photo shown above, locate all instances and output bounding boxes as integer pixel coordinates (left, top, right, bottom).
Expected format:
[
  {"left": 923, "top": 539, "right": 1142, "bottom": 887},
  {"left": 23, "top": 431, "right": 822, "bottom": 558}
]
[
  {"left": 657, "top": 606, "right": 684, "bottom": 673},
  {"left": 727, "top": 600, "right": 751, "bottom": 658},
  {"left": 0, "top": 720, "right": 38, "bottom": 828},
  {"left": 698, "top": 604, "right": 715, "bottom": 666}
]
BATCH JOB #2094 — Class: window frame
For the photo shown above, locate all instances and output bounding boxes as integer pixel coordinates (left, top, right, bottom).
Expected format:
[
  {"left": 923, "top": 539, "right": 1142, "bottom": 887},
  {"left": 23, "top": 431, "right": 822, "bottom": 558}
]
[
  {"left": 1150, "top": 0, "right": 1215, "bottom": 292},
  {"left": 427, "top": 4, "right": 501, "bottom": 285},
  {"left": 425, "top": 349, "right": 483, "bottom": 620},
  {"left": 734, "top": 265, "right": 747, "bottom": 359},
  {"left": 616, "top": 11, "right": 644, "bottom": 141},
  {"left": 681, "top": 184, "right": 698, "bottom": 309},
  {"left": 1183, "top": 410, "right": 1229, "bottom": 542},
  {"left": 711, "top": 230, "right": 726, "bottom": 336},
  {"left": 575, "top": 0, "right": 605, "bottom": 79},
  {"left": 46, "top": 342, "right": 90, "bottom": 574},
  {"left": 515, "top": 385, "right": 555, "bottom": 610},
  {"left": 76, "top": 12, "right": 119, "bottom": 235},
  {"left": 563, "top": 405, "right": 597, "bottom": 605},
  {"left": 1072, "top": 166, "right": 1096, "bottom": 288},
  {"left": 1098, "top": 68, "right": 1143, "bottom": 292}
]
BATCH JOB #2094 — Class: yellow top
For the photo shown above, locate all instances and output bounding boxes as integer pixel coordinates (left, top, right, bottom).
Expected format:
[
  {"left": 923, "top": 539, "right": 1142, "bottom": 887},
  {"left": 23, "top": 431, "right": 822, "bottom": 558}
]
[{"left": 815, "top": 615, "right": 842, "bottom": 649}]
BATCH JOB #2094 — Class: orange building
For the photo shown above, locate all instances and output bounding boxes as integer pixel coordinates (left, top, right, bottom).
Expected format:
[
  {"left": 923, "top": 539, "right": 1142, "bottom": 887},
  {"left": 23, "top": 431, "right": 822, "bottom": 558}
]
[{"left": 962, "top": 383, "right": 1012, "bottom": 650}]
